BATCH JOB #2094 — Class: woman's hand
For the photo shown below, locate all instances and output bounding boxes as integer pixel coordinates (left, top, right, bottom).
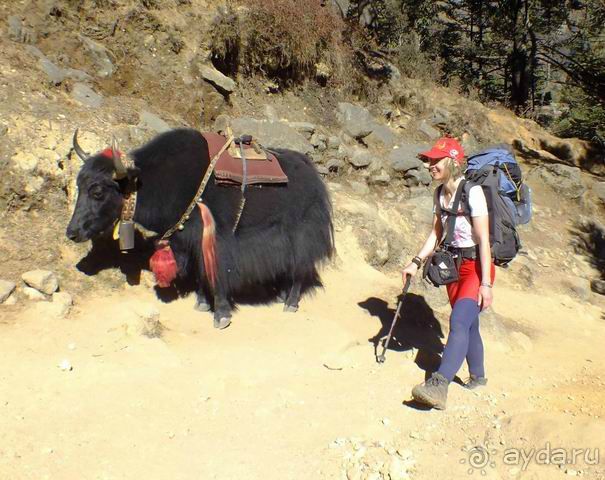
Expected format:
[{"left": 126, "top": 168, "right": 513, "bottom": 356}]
[
  {"left": 478, "top": 285, "right": 493, "bottom": 310},
  {"left": 402, "top": 263, "right": 419, "bottom": 285}
]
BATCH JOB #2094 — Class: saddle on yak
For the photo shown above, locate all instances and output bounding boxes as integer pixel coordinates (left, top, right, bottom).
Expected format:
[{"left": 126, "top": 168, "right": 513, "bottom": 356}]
[
  {"left": 202, "top": 130, "right": 288, "bottom": 232},
  {"left": 202, "top": 132, "right": 288, "bottom": 186}
]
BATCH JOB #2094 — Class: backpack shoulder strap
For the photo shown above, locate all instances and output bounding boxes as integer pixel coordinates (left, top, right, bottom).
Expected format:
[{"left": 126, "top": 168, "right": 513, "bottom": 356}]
[{"left": 443, "top": 179, "right": 467, "bottom": 246}]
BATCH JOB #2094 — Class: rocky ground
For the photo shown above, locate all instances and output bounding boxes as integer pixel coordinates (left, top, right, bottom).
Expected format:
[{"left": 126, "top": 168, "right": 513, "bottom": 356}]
[{"left": 1, "top": 1, "right": 605, "bottom": 480}]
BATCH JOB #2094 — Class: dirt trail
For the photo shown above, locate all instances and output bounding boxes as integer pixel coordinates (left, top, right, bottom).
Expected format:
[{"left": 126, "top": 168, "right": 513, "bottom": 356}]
[{"left": 1, "top": 230, "right": 604, "bottom": 480}]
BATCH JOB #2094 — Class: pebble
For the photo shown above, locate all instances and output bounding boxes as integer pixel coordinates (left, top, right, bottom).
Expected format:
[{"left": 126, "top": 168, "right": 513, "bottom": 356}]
[{"left": 58, "top": 359, "right": 73, "bottom": 371}]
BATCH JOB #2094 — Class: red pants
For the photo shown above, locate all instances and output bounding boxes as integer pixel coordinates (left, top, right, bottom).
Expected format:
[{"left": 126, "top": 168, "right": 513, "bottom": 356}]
[{"left": 446, "top": 259, "right": 495, "bottom": 307}]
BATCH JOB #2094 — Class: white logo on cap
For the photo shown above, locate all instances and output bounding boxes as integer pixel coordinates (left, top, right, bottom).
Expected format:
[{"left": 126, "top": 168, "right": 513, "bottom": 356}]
[{"left": 450, "top": 149, "right": 459, "bottom": 158}]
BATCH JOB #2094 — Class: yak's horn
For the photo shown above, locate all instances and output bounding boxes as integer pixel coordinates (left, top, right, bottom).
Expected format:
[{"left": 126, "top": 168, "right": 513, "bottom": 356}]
[
  {"left": 111, "top": 135, "right": 127, "bottom": 179},
  {"left": 72, "top": 129, "right": 89, "bottom": 161}
]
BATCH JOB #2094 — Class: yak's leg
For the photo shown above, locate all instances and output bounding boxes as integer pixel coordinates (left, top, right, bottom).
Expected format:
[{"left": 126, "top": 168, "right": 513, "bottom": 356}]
[
  {"left": 213, "top": 289, "right": 232, "bottom": 329},
  {"left": 194, "top": 287, "right": 212, "bottom": 312},
  {"left": 283, "top": 280, "right": 302, "bottom": 313}
]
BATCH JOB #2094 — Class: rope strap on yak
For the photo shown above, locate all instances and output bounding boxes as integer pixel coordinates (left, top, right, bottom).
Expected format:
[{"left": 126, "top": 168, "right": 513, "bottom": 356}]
[{"left": 161, "top": 134, "right": 234, "bottom": 241}]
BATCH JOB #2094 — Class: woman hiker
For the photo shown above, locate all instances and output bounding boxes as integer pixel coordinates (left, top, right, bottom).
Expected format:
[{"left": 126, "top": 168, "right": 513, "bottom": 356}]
[{"left": 402, "top": 137, "right": 495, "bottom": 410}]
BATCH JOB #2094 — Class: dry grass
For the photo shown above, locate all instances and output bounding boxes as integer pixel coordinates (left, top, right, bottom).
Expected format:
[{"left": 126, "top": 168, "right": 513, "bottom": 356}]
[{"left": 209, "top": 0, "right": 347, "bottom": 85}]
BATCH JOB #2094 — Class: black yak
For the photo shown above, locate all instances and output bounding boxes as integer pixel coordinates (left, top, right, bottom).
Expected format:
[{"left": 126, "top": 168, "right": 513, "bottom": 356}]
[{"left": 66, "top": 128, "right": 334, "bottom": 329}]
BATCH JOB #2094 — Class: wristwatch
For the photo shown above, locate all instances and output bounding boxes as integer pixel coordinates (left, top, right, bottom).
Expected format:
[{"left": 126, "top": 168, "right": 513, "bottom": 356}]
[
  {"left": 480, "top": 282, "right": 492, "bottom": 288},
  {"left": 411, "top": 256, "right": 422, "bottom": 268}
]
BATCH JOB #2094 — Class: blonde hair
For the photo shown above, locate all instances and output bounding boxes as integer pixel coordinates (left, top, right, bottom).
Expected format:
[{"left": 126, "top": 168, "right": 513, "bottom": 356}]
[{"left": 443, "top": 157, "right": 465, "bottom": 182}]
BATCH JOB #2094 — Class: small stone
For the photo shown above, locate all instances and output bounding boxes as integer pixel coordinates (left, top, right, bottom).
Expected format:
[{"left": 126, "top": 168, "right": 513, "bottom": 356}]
[
  {"left": 565, "top": 468, "right": 578, "bottom": 476},
  {"left": 11, "top": 152, "right": 38, "bottom": 173},
  {"left": 0, "top": 280, "right": 16, "bottom": 303},
  {"left": 52, "top": 292, "right": 73, "bottom": 317},
  {"left": 381, "top": 417, "right": 391, "bottom": 426},
  {"left": 590, "top": 279, "right": 605, "bottom": 295},
  {"left": 125, "top": 302, "right": 163, "bottom": 338},
  {"left": 348, "top": 150, "right": 373, "bottom": 168},
  {"left": 23, "top": 287, "right": 47, "bottom": 301},
  {"left": 22, "top": 270, "right": 59, "bottom": 295},
  {"left": 58, "top": 359, "right": 73, "bottom": 371}
]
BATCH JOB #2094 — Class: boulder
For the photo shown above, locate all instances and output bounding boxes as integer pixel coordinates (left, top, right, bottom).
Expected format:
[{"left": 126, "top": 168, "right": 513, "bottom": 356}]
[
  {"left": 535, "top": 164, "right": 586, "bottom": 199},
  {"left": 368, "top": 171, "right": 391, "bottom": 186},
  {"left": 71, "top": 83, "right": 103, "bottom": 108},
  {"left": 348, "top": 149, "right": 373, "bottom": 168},
  {"left": 231, "top": 117, "right": 313, "bottom": 155},
  {"left": 139, "top": 110, "right": 171, "bottom": 133},
  {"left": 405, "top": 168, "right": 432, "bottom": 187},
  {"left": 592, "top": 182, "right": 605, "bottom": 204},
  {"left": 22, "top": 270, "right": 59, "bottom": 295},
  {"left": 289, "top": 122, "right": 316, "bottom": 140},
  {"left": 418, "top": 120, "right": 441, "bottom": 140},
  {"left": 336, "top": 103, "right": 376, "bottom": 139},
  {"left": 364, "top": 125, "right": 398, "bottom": 149},
  {"left": 80, "top": 35, "right": 114, "bottom": 78},
  {"left": 0, "top": 280, "right": 16, "bottom": 303},
  {"left": 199, "top": 64, "right": 236, "bottom": 94},
  {"left": 23, "top": 286, "right": 47, "bottom": 301},
  {"left": 388, "top": 145, "right": 425, "bottom": 173}
]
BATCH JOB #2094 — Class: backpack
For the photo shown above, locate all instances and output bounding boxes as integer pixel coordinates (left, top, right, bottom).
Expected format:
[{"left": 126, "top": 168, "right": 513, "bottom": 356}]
[{"left": 462, "top": 146, "right": 532, "bottom": 266}]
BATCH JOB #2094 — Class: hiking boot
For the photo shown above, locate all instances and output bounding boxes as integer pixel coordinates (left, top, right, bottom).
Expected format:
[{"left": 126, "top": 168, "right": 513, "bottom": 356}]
[
  {"left": 411, "top": 372, "right": 449, "bottom": 410},
  {"left": 464, "top": 374, "right": 488, "bottom": 390}
]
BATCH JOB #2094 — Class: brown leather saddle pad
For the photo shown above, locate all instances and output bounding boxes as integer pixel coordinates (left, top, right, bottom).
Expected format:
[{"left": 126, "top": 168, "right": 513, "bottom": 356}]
[{"left": 202, "top": 132, "right": 288, "bottom": 186}]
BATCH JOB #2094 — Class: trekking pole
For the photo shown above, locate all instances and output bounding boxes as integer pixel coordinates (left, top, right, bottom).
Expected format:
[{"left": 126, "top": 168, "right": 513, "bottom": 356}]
[{"left": 376, "top": 276, "right": 412, "bottom": 364}]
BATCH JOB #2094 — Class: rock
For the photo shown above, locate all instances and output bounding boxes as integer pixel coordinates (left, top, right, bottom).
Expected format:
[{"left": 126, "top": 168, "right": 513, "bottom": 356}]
[
  {"left": 431, "top": 107, "right": 451, "bottom": 126},
  {"left": 289, "top": 122, "right": 316, "bottom": 140},
  {"left": 405, "top": 168, "right": 431, "bottom": 187},
  {"left": 348, "top": 149, "right": 373, "bottom": 168},
  {"left": 368, "top": 171, "right": 391, "bottom": 186},
  {"left": 11, "top": 152, "right": 38, "bottom": 173},
  {"left": 564, "top": 276, "right": 591, "bottom": 301},
  {"left": 125, "top": 302, "right": 163, "bottom": 338},
  {"left": 368, "top": 237, "right": 390, "bottom": 266},
  {"left": 64, "top": 68, "right": 93, "bottom": 82},
  {"left": 71, "top": 83, "right": 103, "bottom": 108},
  {"left": 8, "top": 15, "right": 36, "bottom": 43},
  {"left": 310, "top": 133, "right": 327, "bottom": 151},
  {"left": 25, "top": 176, "right": 45, "bottom": 194},
  {"left": 388, "top": 145, "right": 425, "bottom": 173},
  {"left": 231, "top": 117, "right": 313, "bottom": 155},
  {"left": 418, "top": 120, "right": 441, "bottom": 140},
  {"left": 348, "top": 180, "right": 370, "bottom": 196},
  {"left": 58, "top": 359, "right": 73, "bottom": 371},
  {"left": 0, "top": 280, "right": 16, "bottom": 303},
  {"left": 139, "top": 111, "right": 171, "bottom": 133},
  {"left": 327, "top": 136, "right": 341, "bottom": 150},
  {"left": 365, "top": 125, "right": 398, "bottom": 149},
  {"left": 591, "top": 279, "right": 605, "bottom": 295},
  {"left": 22, "top": 270, "right": 59, "bottom": 295},
  {"left": 389, "top": 456, "right": 414, "bottom": 480},
  {"left": 326, "top": 158, "right": 345, "bottom": 173},
  {"left": 536, "top": 164, "right": 586, "bottom": 199},
  {"left": 0, "top": 123, "right": 7, "bottom": 136},
  {"left": 213, "top": 114, "right": 231, "bottom": 134},
  {"left": 52, "top": 292, "right": 73, "bottom": 317},
  {"left": 199, "top": 64, "right": 236, "bottom": 94},
  {"left": 512, "top": 264, "right": 534, "bottom": 288},
  {"left": 23, "top": 286, "right": 47, "bottom": 301},
  {"left": 80, "top": 35, "right": 114, "bottom": 77},
  {"left": 336, "top": 103, "right": 376, "bottom": 139},
  {"left": 39, "top": 57, "right": 65, "bottom": 85},
  {"left": 316, "top": 165, "right": 329, "bottom": 175},
  {"left": 592, "top": 182, "right": 605, "bottom": 204}
]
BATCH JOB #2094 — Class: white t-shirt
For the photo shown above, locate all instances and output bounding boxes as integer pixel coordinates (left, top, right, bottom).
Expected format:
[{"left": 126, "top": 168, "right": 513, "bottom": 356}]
[{"left": 433, "top": 184, "right": 488, "bottom": 248}]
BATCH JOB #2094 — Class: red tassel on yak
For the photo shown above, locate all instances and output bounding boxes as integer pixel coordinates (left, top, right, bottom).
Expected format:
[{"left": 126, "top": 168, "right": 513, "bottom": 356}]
[
  {"left": 149, "top": 240, "right": 178, "bottom": 288},
  {"left": 198, "top": 202, "right": 217, "bottom": 289}
]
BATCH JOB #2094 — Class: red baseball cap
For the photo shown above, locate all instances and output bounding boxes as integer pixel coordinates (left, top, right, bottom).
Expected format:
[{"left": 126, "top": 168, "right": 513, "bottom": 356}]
[{"left": 418, "top": 137, "right": 465, "bottom": 165}]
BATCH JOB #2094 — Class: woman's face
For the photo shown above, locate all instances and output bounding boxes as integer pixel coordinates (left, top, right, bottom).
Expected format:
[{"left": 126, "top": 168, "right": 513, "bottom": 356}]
[{"left": 426, "top": 157, "right": 451, "bottom": 182}]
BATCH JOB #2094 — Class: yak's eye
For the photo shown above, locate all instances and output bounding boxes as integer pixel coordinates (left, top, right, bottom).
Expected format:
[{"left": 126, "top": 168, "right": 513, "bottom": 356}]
[{"left": 89, "top": 184, "right": 105, "bottom": 200}]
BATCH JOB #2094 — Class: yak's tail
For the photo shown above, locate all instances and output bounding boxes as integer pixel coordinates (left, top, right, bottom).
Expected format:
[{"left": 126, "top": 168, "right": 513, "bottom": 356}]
[{"left": 198, "top": 202, "right": 217, "bottom": 289}]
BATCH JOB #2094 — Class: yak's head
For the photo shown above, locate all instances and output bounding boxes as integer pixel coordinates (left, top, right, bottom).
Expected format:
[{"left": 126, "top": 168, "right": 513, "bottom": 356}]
[{"left": 66, "top": 130, "right": 140, "bottom": 243}]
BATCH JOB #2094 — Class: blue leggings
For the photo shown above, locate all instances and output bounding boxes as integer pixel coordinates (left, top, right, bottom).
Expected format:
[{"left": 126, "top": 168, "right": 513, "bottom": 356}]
[{"left": 437, "top": 298, "right": 485, "bottom": 381}]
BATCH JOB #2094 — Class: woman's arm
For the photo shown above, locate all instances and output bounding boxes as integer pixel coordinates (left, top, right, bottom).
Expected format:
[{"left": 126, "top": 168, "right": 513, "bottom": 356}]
[
  {"left": 472, "top": 214, "right": 493, "bottom": 309},
  {"left": 402, "top": 213, "right": 442, "bottom": 283}
]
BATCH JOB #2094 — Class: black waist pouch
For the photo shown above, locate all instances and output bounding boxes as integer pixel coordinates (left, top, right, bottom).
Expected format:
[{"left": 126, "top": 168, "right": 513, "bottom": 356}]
[{"left": 423, "top": 249, "right": 460, "bottom": 287}]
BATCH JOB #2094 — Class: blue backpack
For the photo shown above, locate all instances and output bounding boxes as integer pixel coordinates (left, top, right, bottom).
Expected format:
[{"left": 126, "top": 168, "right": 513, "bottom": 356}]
[{"left": 463, "top": 146, "right": 532, "bottom": 265}]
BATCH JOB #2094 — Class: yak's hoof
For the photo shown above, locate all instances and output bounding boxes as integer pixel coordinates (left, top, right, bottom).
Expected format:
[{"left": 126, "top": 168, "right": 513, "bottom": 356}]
[
  {"left": 194, "top": 300, "right": 211, "bottom": 312},
  {"left": 214, "top": 317, "right": 232, "bottom": 329},
  {"left": 283, "top": 304, "right": 299, "bottom": 313}
]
